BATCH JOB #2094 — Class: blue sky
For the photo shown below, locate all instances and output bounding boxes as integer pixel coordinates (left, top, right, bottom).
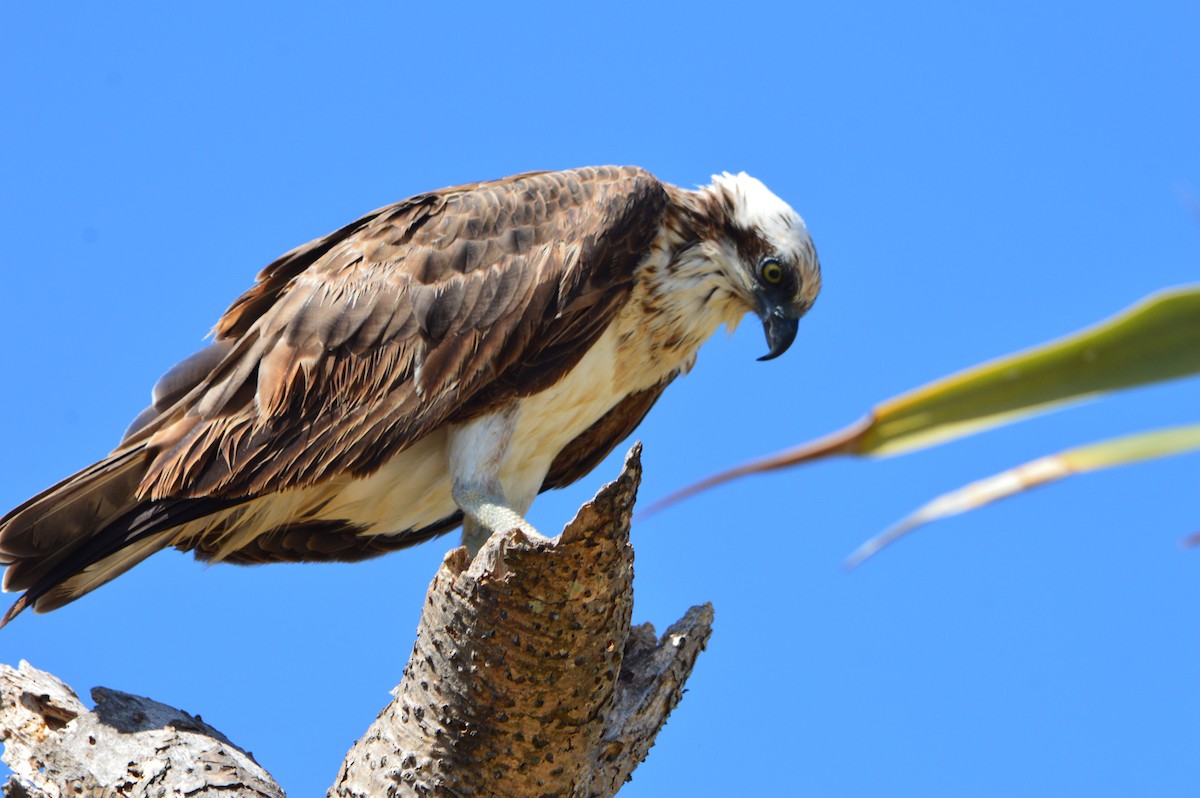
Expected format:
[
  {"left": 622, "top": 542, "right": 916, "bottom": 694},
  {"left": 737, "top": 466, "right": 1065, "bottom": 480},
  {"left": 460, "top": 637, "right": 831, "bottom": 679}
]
[{"left": 2, "top": 2, "right": 1198, "bottom": 795}]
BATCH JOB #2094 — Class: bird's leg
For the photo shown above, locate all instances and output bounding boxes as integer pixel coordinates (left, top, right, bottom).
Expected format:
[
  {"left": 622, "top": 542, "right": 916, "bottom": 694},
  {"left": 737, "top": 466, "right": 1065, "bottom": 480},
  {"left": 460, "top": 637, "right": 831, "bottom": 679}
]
[
  {"left": 457, "top": 491, "right": 538, "bottom": 556},
  {"left": 447, "top": 406, "right": 541, "bottom": 558}
]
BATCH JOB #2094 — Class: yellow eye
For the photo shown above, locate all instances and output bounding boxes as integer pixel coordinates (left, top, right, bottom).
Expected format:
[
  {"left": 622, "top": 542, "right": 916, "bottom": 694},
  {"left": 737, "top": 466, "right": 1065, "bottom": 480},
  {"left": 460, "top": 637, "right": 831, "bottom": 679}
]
[{"left": 761, "top": 259, "right": 784, "bottom": 284}]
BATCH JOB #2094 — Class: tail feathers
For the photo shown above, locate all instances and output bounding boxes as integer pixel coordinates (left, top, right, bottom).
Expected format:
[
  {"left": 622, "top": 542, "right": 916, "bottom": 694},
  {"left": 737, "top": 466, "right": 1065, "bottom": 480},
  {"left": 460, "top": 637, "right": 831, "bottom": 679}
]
[
  {"left": 0, "top": 533, "right": 165, "bottom": 624},
  {"left": 0, "top": 448, "right": 148, "bottom": 565},
  {"left": 21, "top": 525, "right": 184, "bottom": 616},
  {"left": 0, "top": 446, "right": 243, "bottom": 627},
  {"left": 0, "top": 594, "right": 28, "bottom": 628},
  {"left": 1, "top": 494, "right": 244, "bottom": 626}
]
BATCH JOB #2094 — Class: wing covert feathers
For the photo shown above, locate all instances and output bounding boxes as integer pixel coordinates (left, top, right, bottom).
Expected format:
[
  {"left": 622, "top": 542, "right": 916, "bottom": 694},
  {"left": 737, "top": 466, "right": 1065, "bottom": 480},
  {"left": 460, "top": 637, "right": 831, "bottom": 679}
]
[{"left": 139, "top": 166, "right": 667, "bottom": 499}]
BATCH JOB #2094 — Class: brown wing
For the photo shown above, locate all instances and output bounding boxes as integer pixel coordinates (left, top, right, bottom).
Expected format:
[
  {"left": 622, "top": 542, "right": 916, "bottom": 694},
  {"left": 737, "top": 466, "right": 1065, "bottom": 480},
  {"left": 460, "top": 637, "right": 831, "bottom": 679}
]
[{"left": 129, "top": 165, "right": 668, "bottom": 500}]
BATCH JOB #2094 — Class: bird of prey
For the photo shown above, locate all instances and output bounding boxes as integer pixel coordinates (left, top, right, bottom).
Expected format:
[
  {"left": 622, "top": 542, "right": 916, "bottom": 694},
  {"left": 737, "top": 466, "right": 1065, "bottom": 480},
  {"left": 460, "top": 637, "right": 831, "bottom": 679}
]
[{"left": 0, "top": 165, "right": 820, "bottom": 626}]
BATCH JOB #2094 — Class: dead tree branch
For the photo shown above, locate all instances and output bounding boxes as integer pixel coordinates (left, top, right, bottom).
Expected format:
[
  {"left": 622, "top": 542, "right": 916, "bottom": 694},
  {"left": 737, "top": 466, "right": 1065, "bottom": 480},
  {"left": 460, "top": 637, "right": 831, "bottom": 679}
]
[{"left": 0, "top": 660, "right": 283, "bottom": 798}]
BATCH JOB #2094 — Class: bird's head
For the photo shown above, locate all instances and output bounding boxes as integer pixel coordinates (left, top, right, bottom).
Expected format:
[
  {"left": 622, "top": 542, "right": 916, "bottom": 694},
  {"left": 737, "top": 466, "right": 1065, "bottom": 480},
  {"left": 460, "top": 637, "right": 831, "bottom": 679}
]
[{"left": 698, "top": 172, "right": 822, "bottom": 361}]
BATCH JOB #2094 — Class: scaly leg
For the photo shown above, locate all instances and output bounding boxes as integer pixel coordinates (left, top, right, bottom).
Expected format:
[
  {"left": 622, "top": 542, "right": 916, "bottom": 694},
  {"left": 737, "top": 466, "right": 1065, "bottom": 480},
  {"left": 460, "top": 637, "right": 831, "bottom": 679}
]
[{"left": 447, "top": 405, "right": 541, "bottom": 557}]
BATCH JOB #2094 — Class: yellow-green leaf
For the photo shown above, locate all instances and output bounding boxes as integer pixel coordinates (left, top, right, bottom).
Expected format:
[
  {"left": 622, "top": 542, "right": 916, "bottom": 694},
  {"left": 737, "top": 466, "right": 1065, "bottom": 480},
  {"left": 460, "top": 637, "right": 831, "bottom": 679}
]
[
  {"left": 845, "top": 424, "right": 1200, "bottom": 568},
  {"left": 863, "top": 285, "right": 1200, "bottom": 456},
  {"left": 645, "top": 285, "right": 1200, "bottom": 515}
]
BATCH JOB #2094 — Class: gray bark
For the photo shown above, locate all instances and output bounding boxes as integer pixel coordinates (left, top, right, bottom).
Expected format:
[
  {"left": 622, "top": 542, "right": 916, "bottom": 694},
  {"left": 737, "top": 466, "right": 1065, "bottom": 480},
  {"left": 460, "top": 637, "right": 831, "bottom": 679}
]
[
  {"left": 0, "top": 660, "right": 283, "bottom": 797},
  {"left": 1, "top": 445, "right": 713, "bottom": 797}
]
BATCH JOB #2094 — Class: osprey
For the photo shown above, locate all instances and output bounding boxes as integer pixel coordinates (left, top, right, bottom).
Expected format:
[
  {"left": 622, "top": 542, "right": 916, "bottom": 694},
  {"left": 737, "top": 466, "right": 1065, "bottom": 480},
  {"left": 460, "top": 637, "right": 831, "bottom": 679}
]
[{"left": 0, "top": 166, "right": 820, "bottom": 625}]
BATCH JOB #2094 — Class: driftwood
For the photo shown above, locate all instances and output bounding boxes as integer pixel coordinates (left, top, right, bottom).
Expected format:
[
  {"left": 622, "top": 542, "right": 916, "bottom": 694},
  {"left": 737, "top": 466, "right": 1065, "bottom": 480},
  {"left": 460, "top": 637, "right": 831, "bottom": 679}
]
[{"left": 1, "top": 446, "right": 714, "bottom": 797}]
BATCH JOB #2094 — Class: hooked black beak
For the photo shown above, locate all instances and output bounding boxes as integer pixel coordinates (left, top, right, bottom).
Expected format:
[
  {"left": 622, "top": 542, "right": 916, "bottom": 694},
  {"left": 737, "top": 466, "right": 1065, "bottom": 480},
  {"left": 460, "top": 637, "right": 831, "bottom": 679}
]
[{"left": 757, "top": 305, "right": 800, "bottom": 362}]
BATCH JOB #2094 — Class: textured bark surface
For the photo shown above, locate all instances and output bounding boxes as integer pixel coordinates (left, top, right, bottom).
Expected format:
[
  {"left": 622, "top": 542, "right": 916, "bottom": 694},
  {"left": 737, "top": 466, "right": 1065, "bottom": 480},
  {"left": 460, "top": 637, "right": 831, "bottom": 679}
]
[
  {"left": 0, "top": 660, "right": 283, "bottom": 798},
  {"left": 1, "top": 446, "right": 712, "bottom": 797}
]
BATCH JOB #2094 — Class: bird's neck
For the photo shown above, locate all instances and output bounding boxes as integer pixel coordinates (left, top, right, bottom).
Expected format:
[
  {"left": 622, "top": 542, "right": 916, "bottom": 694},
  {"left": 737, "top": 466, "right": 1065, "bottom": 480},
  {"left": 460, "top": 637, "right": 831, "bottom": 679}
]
[{"left": 616, "top": 190, "right": 750, "bottom": 381}]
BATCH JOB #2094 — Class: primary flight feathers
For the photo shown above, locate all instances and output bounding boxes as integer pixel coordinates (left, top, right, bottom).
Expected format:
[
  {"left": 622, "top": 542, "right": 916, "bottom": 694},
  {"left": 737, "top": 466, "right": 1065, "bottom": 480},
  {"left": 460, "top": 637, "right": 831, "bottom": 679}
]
[{"left": 0, "top": 166, "right": 820, "bottom": 625}]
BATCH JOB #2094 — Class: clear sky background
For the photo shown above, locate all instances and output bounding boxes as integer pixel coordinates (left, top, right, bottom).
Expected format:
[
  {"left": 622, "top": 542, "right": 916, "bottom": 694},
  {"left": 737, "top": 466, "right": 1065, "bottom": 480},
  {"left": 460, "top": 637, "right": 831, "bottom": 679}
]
[{"left": 2, "top": 3, "right": 1198, "bottom": 795}]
